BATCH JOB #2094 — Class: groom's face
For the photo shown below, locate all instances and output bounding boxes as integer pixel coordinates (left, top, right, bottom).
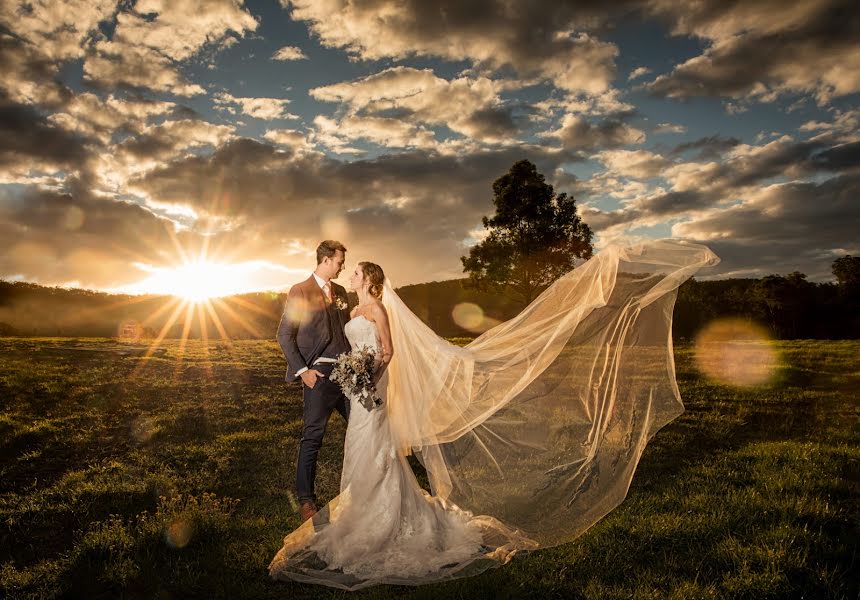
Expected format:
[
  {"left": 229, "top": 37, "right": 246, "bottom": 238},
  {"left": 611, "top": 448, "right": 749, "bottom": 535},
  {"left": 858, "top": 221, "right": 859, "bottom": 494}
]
[{"left": 322, "top": 250, "right": 345, "bottom": 280}]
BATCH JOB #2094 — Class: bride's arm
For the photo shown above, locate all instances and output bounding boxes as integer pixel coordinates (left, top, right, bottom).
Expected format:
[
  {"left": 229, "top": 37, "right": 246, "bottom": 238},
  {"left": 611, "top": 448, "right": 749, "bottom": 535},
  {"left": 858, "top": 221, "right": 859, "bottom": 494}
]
[{"left": 370, "top": 302, "right": 393, "bottom": 382}]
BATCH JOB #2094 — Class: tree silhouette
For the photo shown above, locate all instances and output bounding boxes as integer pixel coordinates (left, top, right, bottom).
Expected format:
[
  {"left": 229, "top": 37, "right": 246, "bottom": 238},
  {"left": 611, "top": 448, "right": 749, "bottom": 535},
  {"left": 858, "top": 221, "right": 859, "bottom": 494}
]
[
  {"left": 751, "top": 272, "right": 815, "bottom": 338},
  {"left": 461, "top": 159, "right": 593, "bottom": 306},
  {"left": 832, "top": 255, "right": 860, "bottom": 292}
]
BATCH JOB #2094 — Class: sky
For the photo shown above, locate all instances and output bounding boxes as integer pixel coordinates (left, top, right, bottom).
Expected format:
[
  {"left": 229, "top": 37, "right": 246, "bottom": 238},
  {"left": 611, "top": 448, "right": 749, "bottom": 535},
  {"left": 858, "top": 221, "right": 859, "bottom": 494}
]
[{"left": 1, "top": 0, "right": 858, "bottom": 296}]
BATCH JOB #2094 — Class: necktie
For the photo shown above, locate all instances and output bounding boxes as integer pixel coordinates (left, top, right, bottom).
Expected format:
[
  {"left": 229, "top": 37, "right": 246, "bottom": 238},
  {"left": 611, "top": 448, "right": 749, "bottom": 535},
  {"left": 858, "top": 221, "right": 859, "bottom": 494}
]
[{"left": 322, "top": 282, "right": 332, "bottom": 304}]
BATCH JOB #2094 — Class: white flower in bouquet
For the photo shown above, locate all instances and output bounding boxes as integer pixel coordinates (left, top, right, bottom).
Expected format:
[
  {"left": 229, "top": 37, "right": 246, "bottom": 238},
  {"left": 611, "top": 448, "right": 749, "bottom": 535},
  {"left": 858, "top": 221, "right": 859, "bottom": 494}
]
[{"left": 330, "top": 347, "right": 384, "bottom": 411}]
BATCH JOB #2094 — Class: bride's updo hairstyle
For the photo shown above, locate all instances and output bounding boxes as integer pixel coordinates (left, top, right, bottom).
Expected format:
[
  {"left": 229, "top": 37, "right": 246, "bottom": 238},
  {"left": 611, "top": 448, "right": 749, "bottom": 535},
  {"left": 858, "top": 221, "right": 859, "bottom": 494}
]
[{"left": 358, "top": 261, "right": 385, "bottom": 299}]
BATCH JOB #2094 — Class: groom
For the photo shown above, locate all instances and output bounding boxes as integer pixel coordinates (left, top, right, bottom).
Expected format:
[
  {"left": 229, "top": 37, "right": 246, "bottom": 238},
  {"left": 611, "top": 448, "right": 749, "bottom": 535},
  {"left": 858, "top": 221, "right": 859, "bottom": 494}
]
[{"left": 277, "top": 239, "right": 352, "bottom": 521}]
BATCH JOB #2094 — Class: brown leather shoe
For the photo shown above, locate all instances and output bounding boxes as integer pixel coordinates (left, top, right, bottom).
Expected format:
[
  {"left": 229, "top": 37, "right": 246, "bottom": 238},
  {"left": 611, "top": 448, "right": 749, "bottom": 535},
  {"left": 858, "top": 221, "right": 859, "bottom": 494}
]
[{"left": 299, "top": 501, "right": 318, "bottom": 521}]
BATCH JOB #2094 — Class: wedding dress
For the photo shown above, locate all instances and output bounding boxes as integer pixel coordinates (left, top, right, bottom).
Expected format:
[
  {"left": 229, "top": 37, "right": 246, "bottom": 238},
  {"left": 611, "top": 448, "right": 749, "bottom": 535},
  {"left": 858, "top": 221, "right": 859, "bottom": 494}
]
[
  {"left": 268, "top": 315, "right": 537, "bottom": 590},
  {"left": 269, "top": 239, "right": 720, "bottom": 590}
]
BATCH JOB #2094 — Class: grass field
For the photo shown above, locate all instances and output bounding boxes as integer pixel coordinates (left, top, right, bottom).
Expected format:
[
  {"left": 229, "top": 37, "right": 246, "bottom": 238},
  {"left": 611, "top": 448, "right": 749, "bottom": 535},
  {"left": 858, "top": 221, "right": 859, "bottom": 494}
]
[{"left": 1, "top": 337, "right": 857, "bottom": 599}]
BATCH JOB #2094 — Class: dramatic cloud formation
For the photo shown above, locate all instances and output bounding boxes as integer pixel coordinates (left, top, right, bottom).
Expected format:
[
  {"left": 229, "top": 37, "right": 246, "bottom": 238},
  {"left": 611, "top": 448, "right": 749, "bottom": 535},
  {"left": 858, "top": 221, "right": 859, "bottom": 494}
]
[
  {"left": 646, "top": 0, "right": 860, "bottom": 105},
  {"left": 0, "top": 0, "right": 857, "bottom": 292},
  {"left": 286, "top": 0, "right": 621, "bottom": 95},
  {"left": 542, "top": 115, "right": 645, "bottom": 153},
  {"left": 673, "top": 173, "right": 860, "bottom": 279},
  {"left": 310, "top": 67, "right": 521, "bottom": 145}
]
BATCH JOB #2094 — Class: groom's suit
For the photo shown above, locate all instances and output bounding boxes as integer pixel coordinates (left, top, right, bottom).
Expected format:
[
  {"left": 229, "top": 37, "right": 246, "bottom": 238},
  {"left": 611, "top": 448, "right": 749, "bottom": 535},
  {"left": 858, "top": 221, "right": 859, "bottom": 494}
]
[{"left": 277, "top": 274, "right": 352, "bottom": 504}]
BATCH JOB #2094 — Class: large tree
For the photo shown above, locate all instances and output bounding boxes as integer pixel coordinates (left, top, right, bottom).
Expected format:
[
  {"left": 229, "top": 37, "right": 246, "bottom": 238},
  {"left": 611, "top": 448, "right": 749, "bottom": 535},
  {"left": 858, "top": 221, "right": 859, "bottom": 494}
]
[{"left": 461, "top": 159, "right": 593, "bottom": 306}]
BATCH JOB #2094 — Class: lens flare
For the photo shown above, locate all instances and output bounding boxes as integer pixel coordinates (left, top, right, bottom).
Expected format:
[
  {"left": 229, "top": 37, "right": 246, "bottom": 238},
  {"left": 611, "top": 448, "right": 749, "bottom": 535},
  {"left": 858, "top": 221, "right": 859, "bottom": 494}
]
[
  {"left": 117, "top": 319, "right": 143, "bottom": 342},
  {"left": 62, "top": 205, "right": 85, "bottom": 230},
  {"left": 129, "top": 415, "right": 158, "bottom": 443},
  {"left": 451, "top": 302, "right": 500, "bottom": 333},
  {"left": 165, "top": 519, "right": 194, "bottom": 548},
  {"left": 693, "top": 318, "right": 780, "bottom": 386},
  {"left": 320, "top": 212, "right": 348, "bottom": 240},
  {"left": 452, "top": 302, "right": 484, "bottom": 331}
]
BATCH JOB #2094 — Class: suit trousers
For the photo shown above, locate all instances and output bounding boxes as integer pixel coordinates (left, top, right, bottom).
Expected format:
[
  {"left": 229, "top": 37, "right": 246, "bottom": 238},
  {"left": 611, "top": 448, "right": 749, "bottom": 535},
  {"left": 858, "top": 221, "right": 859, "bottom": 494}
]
[{"left": 296, "top": 361, "right": 350, "bottom": 503}]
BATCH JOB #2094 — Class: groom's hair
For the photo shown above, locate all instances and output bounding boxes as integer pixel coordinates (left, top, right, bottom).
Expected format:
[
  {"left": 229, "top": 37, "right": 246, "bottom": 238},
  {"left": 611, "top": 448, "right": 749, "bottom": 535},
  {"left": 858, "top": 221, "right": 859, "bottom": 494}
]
[{"left": 316, "top": 240, "right": 347, "bottom": 264}]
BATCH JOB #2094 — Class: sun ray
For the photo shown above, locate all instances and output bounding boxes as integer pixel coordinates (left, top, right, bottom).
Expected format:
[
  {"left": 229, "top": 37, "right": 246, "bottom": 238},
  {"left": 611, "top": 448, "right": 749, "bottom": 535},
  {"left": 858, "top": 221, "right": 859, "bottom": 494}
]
[
  {"left": 132, "top": 298, "right": 188, "bottom": 378},
  {"left": 173, "top": 300, "right": 196, "bottom": 380},
  {"left": 144, "top": 298, "right": 187, "bottom": 355},
  {"left": 211, "top": 297, "right": 266, "bottom": 338},
  {"left": 196, "top": 301, "right": 213, "bottom": 378},
  {"left": 202, "top": 299, "right": 232, "bottom": 347},
  {"left": 140, "top": 295, "right": 183, "bottom": 328},
  {"left": 42, "top": 288, "right": 168, "bottom": 338},
  {"left": 164, "top": 220, "right": 193, "bottom": 266},
  {"left": 222, "top": 294, "right": 280, "bottom": 320},
  {"left": 219, "top": 296, "right": 280, "bottom": 319}
]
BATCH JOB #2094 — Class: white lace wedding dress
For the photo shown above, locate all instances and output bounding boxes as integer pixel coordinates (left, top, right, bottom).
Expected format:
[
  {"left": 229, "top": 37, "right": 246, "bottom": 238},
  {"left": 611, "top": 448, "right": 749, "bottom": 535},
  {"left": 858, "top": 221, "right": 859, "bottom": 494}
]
[{"left": 268, "top": 315, "right": 534, "bottom": 590}]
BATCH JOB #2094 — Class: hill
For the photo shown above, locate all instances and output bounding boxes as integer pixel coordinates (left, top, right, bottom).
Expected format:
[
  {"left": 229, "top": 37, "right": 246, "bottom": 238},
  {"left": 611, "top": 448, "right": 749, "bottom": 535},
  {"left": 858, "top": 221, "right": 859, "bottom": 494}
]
[{"left": 0, "top": 272, "right": 857, "bottom": 341}]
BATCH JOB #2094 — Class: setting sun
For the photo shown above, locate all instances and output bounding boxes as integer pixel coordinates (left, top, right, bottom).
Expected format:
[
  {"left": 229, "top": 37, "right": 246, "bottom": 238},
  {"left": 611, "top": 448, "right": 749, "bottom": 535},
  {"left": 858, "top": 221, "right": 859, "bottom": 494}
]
[{"left": 125, "top": 260, "right": 260, "bottom": 302}]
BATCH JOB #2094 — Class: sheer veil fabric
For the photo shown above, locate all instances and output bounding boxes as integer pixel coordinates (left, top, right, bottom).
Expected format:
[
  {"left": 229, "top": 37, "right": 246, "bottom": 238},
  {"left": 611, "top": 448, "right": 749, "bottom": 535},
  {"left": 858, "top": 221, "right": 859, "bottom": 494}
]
[{"left": 269, "top": 238, "right": 719, "bottom": 589}]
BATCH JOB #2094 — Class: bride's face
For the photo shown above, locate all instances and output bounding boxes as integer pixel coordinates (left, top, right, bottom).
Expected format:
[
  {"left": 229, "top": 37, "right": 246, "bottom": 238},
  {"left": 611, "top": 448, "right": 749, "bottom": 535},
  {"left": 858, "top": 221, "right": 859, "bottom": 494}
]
[{"left": 349, "top": 266, "right": 365, "bottom": 292}]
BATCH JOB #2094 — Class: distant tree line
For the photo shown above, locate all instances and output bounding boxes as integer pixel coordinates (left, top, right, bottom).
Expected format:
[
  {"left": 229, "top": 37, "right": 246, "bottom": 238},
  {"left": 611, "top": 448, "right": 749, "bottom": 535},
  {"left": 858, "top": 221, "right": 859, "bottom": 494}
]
[
  {"left": 0, "top": 281, "right": 285, "bottom": 341},
  {"left": 1, "top": 257, "right": 858, "bottom": 341},
  {"left": 402, "top": 260, "right": 860, "bottom": 340},
  {"left": 673, "top": 262, "right": 859, "bottom": 340}
]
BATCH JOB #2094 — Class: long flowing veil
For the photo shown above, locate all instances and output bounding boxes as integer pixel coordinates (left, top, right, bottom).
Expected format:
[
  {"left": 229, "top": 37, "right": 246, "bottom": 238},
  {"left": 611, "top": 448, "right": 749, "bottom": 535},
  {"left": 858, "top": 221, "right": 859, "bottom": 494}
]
[{"left": 381, "top": 238, "right": 720, "bottom": 547}]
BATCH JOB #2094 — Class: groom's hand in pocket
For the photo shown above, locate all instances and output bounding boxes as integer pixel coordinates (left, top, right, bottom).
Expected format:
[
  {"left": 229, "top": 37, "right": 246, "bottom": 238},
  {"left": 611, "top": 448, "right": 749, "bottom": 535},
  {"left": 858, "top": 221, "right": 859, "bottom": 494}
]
[{"left": 300, "top": 369, "right": 325, "bottom": 389}]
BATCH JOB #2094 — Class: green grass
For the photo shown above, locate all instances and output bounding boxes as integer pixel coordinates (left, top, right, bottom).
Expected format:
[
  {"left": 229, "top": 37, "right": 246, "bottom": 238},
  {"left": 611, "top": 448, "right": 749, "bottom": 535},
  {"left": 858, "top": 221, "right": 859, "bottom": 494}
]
[{"left": 0, "top": 337, "right": 857, "bottom": 599}]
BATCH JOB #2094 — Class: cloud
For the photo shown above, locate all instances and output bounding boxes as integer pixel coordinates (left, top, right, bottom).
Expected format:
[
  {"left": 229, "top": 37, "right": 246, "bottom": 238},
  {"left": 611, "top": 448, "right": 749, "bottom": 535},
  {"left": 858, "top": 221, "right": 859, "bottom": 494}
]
[
  {"left": 215, "top": 92, "right": 298, "bottom": 120},
  {"left": 263, "top": 128, "right": 312, "bottom": 150},
  {"left": 106, "top": 0, "right": 257, "bottom": 62},
  {"left": 117, "top": 119, "right": 235, "bottom": 162},
  {"left": 312, "top": 114, "right": 437, "bottom": 151},
  {"left": 83, "top": 0, "right": 257, "bottom": 96},
  {"left": 799, "top": 108, "right": 860, "bottom": 142},
  {"left": 47, "top": 93, "right": 176, "bottom": 143},
  {"left": 653, "top": 122, "right": 686, "bottom": 134},
  {"left": 0, "top": 33, "right": 71, "bottom": 107},
  {"left": 577, "top": 126, "right": 860, "bottom": 279},
  {"left": 540, "top": 114, "right": 645, "bottom": 152},
  {"left": 284, "top": 0, "right": 623, "bottom": 95},
  {"left": 1, "top": 0, "right": 856, "bottom": 292},
  {"left": 0, "top": 178, "right": 181, "bottom": 288},
  {"left": 84, "top": 42, "right": 206, "bottom": 96},
  {"left": 272, "top": 45, "right": 307, "bottom": 60},
  {"left": 0, "top": 93, "right": 92, "bottom": 178},
  {"left": 672, "top": 173, "right": 860, "bottom": 280},
  {"left": 0, "top": 0, "right": 115, "bottom": 62},
  {"left": 628, "top": 66, "right": 651, "bottom": 80},
  {"left": 810, "top": 141, "right": 860, "bottom": 172},
  {"left": 534, "top": 89, "right": 636, "bottom": 119},
  {"left": 671, "top": 135, "right": 741, "bottom": 161},
  {"left": 595, "top": 149, "right": 670, "bottom": 179},
  {"left": 646, "top": 0, "right": 860, "bottom": 104},
  {"left": 310, "top": 67, "right": 521, "bottom": 145},
  {"left": 127, "top": 137, "right": 578, "bottom": 283}
]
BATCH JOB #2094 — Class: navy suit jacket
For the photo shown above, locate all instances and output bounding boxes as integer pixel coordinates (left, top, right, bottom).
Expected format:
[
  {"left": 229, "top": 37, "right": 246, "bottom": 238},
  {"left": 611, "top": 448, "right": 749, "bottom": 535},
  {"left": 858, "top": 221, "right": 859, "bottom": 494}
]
[{"left": 276, "top": 276, "right": 351, "bottom": 381}]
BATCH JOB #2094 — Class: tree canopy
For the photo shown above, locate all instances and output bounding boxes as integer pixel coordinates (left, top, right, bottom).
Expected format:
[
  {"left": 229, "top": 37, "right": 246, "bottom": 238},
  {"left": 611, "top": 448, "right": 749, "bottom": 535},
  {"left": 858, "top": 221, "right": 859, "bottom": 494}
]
[{"left": 461, "top": 159, "right": 593, "bottom": 306}]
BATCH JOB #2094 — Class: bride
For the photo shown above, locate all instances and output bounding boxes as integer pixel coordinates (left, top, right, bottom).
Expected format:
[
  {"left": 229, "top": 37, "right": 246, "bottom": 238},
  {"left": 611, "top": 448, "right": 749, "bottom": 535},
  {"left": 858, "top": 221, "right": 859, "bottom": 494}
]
[{"left": 269, "top": 239, "right": 720, "bottom": 590}]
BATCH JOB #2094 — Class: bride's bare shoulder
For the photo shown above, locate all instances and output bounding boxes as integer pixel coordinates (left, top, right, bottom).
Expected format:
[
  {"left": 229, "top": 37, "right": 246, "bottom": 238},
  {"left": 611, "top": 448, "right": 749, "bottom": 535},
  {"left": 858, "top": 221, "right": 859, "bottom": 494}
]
[
  {"left": 369, "top": 300, "right": 387, "bottom": 320},
  {"left": 359, "top": 300, "right": 386, "bottom": 322}
]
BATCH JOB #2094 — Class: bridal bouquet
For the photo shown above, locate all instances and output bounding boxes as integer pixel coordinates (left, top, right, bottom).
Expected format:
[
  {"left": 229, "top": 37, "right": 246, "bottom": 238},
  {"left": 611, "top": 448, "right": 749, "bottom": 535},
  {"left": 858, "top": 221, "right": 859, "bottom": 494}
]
[{"left": 330, "top": 347, "right": 384, "bottom": 412}]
